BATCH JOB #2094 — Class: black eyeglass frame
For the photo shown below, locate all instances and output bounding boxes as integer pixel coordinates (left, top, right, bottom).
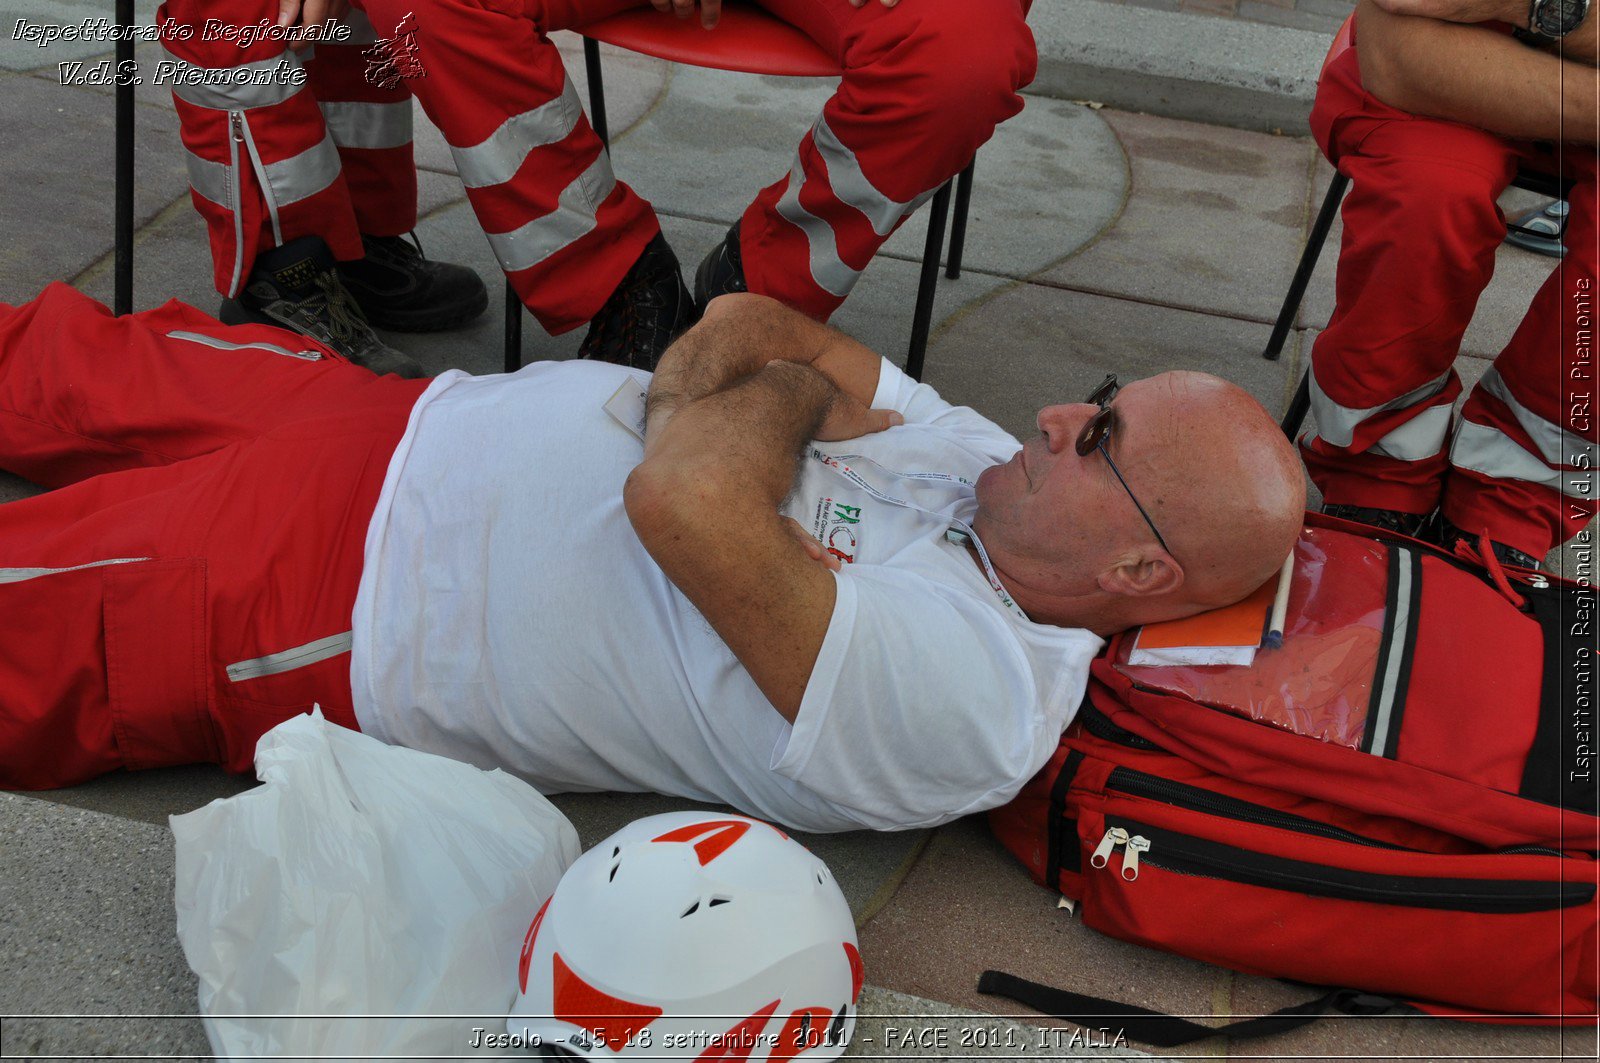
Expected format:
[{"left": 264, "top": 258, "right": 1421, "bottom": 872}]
[{"left": 1075, "top": 374, "right": 1175, "bottom": 558}]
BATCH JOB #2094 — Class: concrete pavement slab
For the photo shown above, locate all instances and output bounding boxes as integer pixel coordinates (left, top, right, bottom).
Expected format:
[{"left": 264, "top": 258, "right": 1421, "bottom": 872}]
[
  {"left": 849, "top": 985, "right": 1161, "bottom": 1060},
  {"left": 0, "top": 793, "right": 211, "bottom": 1060},
  {"left": 1029, "top": 0, "right": 1329, "bottom": 133},
  {"left": 858, "top": 816, "right": 1234, "bottom": 1040},
  {"left": 0, "top": 472, "right": 37, "bottom": 506},
  {"left": 0, "top": 72, "right": 188, "bottom": 300},
  {"left": 1043, "top": 108, "right": 1316, "bottom": 325},
  {"left": 593, "top": 65, "right": 1129, "bottom": 280},
  {"left": 916, "top": 278, "right": 1301, "bottom": 444},
  {"left": 1227, "top": 973, "right": 1575, "bottom": 1061},
  {"left": 0, "top": 0, "right": 159, "bottom": 73}
]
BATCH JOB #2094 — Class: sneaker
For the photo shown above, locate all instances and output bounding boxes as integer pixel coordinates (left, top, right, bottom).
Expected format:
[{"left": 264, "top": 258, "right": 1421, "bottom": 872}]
[
  {"left": 1433, "top": 517, "right": 1543, "bottom": 571},
  {"left": 694, "top": 220, "right": 747, "bottom": 312},
  {"left": 1504, "top": 199, "right": 1567, "bottom": 259},
  {"left": 578, "top": 232, "right": 695, "bottom": 371},
  {"left": 1320, "top": 503, "right": 1431, "bottom": 539},
  {"left": 337, "top": 233, "right": 488, "bottom": 332},
  {"left": 220, "top": 236, "right": 428, "bottom": 379}
]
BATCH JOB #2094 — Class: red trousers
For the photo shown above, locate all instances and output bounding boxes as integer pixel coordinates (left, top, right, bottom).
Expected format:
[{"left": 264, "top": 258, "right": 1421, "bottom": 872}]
[
  {"left": 1303, "top": 28, "right": 1598, "bottom": 559},
  {"left": 0, "top": 284, "right": 426, "bottom": 789},
  {"left": 168, "top": 0, "right": 1035, "bottom": 330},
  {"left": 160, "top": 2, "right": 418, "bottom": 297}
]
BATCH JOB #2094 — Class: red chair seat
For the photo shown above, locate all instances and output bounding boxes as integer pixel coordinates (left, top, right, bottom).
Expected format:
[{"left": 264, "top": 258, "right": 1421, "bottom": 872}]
[{"left": 577, "top": 5, "right": 841, "bottom": 78}]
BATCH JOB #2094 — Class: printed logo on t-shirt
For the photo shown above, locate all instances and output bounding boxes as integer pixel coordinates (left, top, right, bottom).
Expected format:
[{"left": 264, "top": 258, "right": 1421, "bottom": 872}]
[{"left": 812, "top": 497, "right": 863, "bottom": 565}]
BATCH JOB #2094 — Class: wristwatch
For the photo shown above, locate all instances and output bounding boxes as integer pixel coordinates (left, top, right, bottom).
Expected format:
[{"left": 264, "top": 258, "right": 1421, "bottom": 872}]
[{"left": 1527, "top": 0, "right": 1591, "bottom": 39}]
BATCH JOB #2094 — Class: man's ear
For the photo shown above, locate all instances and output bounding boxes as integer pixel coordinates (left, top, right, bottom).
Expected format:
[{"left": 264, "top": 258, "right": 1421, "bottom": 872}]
[{"left": 1096, "top": 553, "right": 1183, "bottom": 598}]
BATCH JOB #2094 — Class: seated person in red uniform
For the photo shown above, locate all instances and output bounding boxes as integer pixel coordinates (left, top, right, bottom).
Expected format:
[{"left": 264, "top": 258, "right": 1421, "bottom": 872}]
[
  {"left": 0, "top": 285, "right": 1303, "bottom": 832},
  {"left": 234, "top": 0, "right": 1039, "bottom": 369},
  {"left": 161, "top": 1, "right": 489, "bottom": 377},
  {"left": 1301, "top": 0, "right": 1598, "bottom": 570}
]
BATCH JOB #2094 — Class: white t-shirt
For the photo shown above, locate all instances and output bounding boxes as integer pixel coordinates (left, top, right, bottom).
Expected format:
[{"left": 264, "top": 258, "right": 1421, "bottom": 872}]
[{"left": 350, "top": 358, "right": 1102, "bottom": 833}]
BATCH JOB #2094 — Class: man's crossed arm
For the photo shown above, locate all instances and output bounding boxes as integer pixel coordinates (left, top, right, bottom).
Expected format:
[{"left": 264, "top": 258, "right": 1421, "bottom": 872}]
[
  {"left": 1356, "top": 0, "right": 1598, "bottom": 142},
  {"left": 624, "top": 295, "right": 901, "bottom": 723}
]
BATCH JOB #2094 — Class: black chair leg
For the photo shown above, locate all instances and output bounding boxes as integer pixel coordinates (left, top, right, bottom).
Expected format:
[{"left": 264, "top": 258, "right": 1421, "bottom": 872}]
[
  {"left": 504, "top": 279, "right": 523, "bottom": 373},
  {"left": 945, "top": 159, "right": 974, "bottom": 281},
  {"left": 584, "top": 37, "right": 609, "bottom": 147},
  {"left": 114, "top": 0, "right": 135, "bottom": 315},
  {"left": 940, "top": 157, "right": 979, "bottom": 280},
  {"left": 1282, "top": 369, "right": 1312, "bottom": 441},
  {"left": 906, "top": 180, "right": 953, "bottom": 382},
  {"left": 1264, "top": 171, "right": 1349, "bottom": 361}
]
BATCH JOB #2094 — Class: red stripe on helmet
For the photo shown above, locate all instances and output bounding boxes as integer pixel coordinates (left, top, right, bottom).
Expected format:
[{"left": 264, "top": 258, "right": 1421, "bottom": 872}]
[
  {"left": 517, "top": 897, "right": 553, "bottom": 994},
  {"left": 552, "top": 952, "right": 663, "bottom": 1053}
]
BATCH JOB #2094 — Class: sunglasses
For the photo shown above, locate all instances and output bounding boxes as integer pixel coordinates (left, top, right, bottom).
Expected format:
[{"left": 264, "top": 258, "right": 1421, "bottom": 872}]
[{"left": 1076, "top": 375, "right": 1174, "bottom": 557}]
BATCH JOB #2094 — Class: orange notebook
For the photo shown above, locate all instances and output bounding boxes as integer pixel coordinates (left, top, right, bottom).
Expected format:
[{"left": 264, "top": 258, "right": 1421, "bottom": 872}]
[{"left": 1128, "top": 575, "right": 1277, "bottom": 667}]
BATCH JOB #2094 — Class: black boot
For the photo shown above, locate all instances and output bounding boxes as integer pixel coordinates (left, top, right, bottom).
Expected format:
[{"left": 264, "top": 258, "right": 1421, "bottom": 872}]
[
  {"left": 694, "top": 220, "right": 748, "bottom": 313},
  {"left": 219, "top": 236, "right": 427, "bottom": 379},
  {"left": 1320, "top": 503, "right": 1431, "bottom": 539},
  {"left": 1432, "top": 516, "right": 1543, "bottom": 571},
  {"left": 337, "top": 233, "right": 489, "bottom": 332},
  {"left": 578, "top": 232, "right": 695, "bottom": 371}
]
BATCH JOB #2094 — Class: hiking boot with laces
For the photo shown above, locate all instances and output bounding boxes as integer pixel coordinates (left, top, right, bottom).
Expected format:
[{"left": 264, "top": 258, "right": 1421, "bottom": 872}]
[
  {"left": 219, "top": 236, "right": 428, "bottom": 379},
  {"left": 336, "top": 232, "right": 488, "bottom": 332},
  {"left": 1432, "top": 516, "right": 1543, "bottom": 571},
  {"left": 1320, "top": 502, "right": 1430, "bottom": 539},
  {"left": 578, "top": 232, "right": 695, "bottom": 371},
  {"left": 694, "top": 220, "right": 748, "bottom": 313}
]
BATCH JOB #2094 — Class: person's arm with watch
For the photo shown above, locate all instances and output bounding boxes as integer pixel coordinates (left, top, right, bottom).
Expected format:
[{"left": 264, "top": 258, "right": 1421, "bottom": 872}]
[{"left": 1354, "top": 0, "right": 1598, "bottom": 141}]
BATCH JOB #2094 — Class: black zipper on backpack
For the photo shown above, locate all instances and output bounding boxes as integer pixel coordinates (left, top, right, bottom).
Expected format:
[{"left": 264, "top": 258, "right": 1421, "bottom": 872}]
[
  {"left": 1107, "top": 818, "right": 1592, "bottom": 914},
  {"left": 1078, "top": 702, "right": 1161, "bottom": 750},
  {"left": 1106, "top": 767, "right": 1570, "bottom": 858},
  {"left": 1106, "top": 767, "right": 1413, "bottom": 850}
]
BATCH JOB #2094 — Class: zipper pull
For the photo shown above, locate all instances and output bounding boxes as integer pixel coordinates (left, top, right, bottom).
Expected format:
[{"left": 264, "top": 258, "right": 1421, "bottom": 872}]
[
  {"left": 1090, "top": 826, "right": 1128, "bottom": 869},
  {"left": 1122, "top": 835, "right": 1150, "bottom": 881},
  {"left": 230, "top": 111, "right": 245, "bottom": 142}
]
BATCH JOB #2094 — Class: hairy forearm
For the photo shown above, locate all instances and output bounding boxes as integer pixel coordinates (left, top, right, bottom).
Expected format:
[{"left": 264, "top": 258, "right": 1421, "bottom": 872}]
[
  {"left": 647, "top": 297, "right": 827, "bottom": 431},
  {"left": 645, "top": 295, "right": 884, "bottom": 453},
  {"left": 635, "top": 361, "right": 836, "bottom": 511},
  {"left": 1371, "top": 0, "right": 1600, "bottom": 62},
  {"left": 1358, "top": 0, "right": 1599, "bottom": 140}
]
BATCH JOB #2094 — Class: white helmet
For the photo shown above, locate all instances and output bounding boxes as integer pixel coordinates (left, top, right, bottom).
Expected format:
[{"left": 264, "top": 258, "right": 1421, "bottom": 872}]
[{"left": 508, "top": 811, "right": 863, "bottom": 1061}]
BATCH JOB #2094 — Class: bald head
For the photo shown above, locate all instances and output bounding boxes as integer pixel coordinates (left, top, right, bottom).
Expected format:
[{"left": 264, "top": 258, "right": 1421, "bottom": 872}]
[
  {"left": 971, "top": 370, "right": 1305, "bottom": 635},
  {"left": 1133, "top": 371, "right": 1306, "bottom": 612}
]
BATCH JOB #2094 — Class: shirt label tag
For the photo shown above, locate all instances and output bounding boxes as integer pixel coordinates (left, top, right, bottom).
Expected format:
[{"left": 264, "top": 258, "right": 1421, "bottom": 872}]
[{"left": 603, "top": 376, "right": 648, "bottom": 442}]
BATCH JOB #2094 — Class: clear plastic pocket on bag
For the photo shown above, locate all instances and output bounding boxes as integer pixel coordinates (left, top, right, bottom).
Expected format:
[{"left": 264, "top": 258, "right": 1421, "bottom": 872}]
[{"left": 1113, "top": 527, "right": 1388, "bottom": 749}]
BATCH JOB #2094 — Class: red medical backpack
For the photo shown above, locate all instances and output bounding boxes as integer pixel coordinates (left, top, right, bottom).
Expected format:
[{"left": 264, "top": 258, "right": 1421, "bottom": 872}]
[{"left": 987, "top": 513, "right": 1598, "bottom": 1033}]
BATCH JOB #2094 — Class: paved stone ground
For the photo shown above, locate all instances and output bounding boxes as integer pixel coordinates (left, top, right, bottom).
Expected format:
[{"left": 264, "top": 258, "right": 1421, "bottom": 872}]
[
  {"left": 1, "top": 6, "right": 1595, "bottom": 1063},
  {"left": 1116, "top": 0, "right": 1356, "bottom": 36}
]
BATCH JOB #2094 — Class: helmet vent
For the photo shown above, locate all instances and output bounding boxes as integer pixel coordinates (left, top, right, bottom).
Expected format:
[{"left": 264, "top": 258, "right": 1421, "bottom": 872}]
[
  {"left": 608, "top": 861, "right": 620, "bottom": 883},
  {"left": 827, "top": 1007, "right": 847, "bottom": 1046},
  {"left": 708, "top": 896, "right": 732, "bottom": 908},
  {"left": 612, "top": 846, "right": 621, "bottom": 857},
  {"left": 680, "top": 900, "right": 700, "bottom": 918},
  {"left": 816, "top": 871, "right": 825, "bottom": 884}
]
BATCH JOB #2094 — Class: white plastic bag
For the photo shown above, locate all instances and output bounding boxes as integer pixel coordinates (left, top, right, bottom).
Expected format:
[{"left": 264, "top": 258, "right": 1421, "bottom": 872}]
[{"left": 172, "top": 710, "right": 580, "bottom": 1061}]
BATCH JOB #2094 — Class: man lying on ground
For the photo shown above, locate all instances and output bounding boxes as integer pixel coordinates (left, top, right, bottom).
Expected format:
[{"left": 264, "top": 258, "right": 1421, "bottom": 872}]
[{"left": 0, "top": 285, "right": 1303, "bottom": 831}]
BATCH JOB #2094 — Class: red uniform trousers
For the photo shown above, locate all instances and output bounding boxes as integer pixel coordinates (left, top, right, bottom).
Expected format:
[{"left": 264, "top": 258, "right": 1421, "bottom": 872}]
[
  {"left": 0, "top": 284, "right": 426, "bottom": 790},
  {"left": 159, "top": 0, "right": 419, "bottom": 296},
  {"left": 1302, "top": 30, "right": 1598, "bottom": 559},
  {"left": 344, "top": 0, "right": 1036, "bottom": 332}
]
